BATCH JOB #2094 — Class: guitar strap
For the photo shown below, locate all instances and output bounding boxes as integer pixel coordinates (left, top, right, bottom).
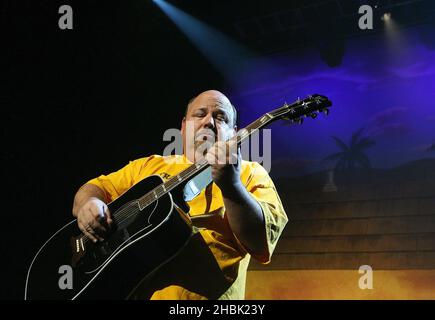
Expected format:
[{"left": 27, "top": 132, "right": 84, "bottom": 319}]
[{"left": 182, "top": 166, "right": 213, "bottom": 202}]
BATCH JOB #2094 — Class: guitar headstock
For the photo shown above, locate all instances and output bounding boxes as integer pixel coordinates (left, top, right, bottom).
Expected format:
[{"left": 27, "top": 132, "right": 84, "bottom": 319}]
[
  {"left": 235, "top": 94, "right": 332, "bottom": 144},
  {"left": 270, "top": 94, "right": 332, "bottom": 125}
]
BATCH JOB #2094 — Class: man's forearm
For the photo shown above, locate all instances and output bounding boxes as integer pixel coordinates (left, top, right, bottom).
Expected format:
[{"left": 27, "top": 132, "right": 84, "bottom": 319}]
[
  {"left": 221, "top": 182, "right": 268, "bottom": 258},
  {"left": 72, "top": 184, "right": 107, "bottom": 217}
]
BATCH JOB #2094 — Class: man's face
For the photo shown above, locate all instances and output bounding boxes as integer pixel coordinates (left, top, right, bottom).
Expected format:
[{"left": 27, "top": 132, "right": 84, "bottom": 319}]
[{"left": 181, "top": 91, "right": 236, "bottom": 162}]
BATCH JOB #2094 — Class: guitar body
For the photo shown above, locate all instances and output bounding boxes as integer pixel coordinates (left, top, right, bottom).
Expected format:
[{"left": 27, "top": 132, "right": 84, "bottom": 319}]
[{"left": 25, "top": 175, "right": 193, "bottom": 299}]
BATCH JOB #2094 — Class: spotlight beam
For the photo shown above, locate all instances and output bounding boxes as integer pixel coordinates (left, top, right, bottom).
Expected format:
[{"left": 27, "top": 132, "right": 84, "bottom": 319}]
[{"left": 153, "top": 0, "right": 253, "bottom": 80}]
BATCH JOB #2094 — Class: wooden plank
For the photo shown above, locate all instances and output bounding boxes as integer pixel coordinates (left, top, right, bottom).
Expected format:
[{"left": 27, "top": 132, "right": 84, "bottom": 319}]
[
  {"left": 274, "top": 234, "right": 425, "bottom": 253},
  {"left": 282, "top": 215, "right": 435, "bottom": 237},
  {"left": 249, "top": 251, "right": 435, "bottom": 270}
]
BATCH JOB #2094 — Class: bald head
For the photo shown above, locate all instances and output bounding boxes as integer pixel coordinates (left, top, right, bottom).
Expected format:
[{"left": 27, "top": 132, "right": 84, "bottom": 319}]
[
  {"left": 181, "top": 90, "right": 238, "bottom": 162},
  {"left": 185, "top": 90, "right": 237, "bottom": 127}
]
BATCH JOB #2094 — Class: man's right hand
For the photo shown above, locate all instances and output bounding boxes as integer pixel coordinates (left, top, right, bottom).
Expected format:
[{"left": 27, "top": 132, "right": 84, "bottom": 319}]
[{"left": 76, "top": 197, "right": 113, "bottom": 243}]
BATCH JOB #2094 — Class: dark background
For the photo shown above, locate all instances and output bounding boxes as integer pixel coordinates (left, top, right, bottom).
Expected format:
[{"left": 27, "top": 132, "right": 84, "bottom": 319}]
[{"left": 3, "top": 0, "right": 226, "bottom": 299}]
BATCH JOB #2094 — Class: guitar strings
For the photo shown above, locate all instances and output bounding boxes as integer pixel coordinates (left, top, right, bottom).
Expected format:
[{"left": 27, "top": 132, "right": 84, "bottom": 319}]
[{"left": 80, "top": 160, "right": 209, "bottom": 245}]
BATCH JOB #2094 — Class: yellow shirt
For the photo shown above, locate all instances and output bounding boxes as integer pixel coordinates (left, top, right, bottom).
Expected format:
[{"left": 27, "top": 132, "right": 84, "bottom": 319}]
[{"left": 86, "top": 154, "right": 288, "bottom": 299}]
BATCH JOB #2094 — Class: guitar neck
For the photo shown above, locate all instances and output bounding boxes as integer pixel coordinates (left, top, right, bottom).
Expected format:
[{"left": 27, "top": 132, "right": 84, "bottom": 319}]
[{"left": 136, "top": 95, "right": 331, "bottom": 209}]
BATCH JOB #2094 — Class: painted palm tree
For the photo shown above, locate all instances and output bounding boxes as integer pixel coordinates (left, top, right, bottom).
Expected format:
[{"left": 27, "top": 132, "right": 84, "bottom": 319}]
[{"left": 323, "top": 128, "right": 375, "bottom": 171}]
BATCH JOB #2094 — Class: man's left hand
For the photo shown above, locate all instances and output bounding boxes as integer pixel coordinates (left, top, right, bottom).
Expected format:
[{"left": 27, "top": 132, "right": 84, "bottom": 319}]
[{"left": 205, "top": 140, "right": 241, "bottom": 190}]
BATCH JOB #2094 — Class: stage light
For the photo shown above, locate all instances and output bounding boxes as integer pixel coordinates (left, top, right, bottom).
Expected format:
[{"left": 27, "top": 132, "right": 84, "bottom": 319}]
[
  {"left": 381, "top": 13, "right": 391, "bottom": 22},
  {"left": 381, "top": 10, "right": 404, "bottom": 64}
]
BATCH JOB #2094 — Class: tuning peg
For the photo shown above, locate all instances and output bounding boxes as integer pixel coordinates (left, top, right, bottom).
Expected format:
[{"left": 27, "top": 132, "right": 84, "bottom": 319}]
[
  {"left": 321, "top": 108, "right": 330, "bottom": 116},
  {"left": 292, "top": 118, "right": 303, "bottom": 125}
]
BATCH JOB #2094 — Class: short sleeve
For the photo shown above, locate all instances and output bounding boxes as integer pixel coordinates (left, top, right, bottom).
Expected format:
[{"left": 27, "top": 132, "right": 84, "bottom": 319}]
[
  {"left": 85, "top": 158, "right": 148, "bottom": 202},
  {"left": 242, "top": 162, "right": 288, "bottom": 264}
]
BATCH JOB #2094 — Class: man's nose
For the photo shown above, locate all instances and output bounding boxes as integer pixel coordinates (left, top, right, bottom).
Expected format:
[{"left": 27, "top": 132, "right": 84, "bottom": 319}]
[{"left": 203, "top": 114, "right": 215, "bottom": 129}]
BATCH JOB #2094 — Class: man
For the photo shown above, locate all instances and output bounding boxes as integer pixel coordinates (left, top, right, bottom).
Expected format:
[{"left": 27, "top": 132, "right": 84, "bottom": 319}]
[{"left": 72, "top": 90, "right": 288, "bottom": 299}]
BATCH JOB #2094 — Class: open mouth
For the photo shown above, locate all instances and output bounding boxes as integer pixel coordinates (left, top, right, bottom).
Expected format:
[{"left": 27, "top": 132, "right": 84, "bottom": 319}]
[{"left": 196, "top": 131, "right": 215, "bottom": 142}]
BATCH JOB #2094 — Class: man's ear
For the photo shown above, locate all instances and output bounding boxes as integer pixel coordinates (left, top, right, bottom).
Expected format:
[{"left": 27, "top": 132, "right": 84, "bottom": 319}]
[{"left": 181, "top": 117, "right": 186, "bottom": 134}]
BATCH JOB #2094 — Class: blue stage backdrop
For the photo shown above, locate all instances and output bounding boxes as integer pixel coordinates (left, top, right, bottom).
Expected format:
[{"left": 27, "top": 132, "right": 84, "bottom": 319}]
[{"left": 227, "top": 24, "right": 435, "bottom": 177}]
